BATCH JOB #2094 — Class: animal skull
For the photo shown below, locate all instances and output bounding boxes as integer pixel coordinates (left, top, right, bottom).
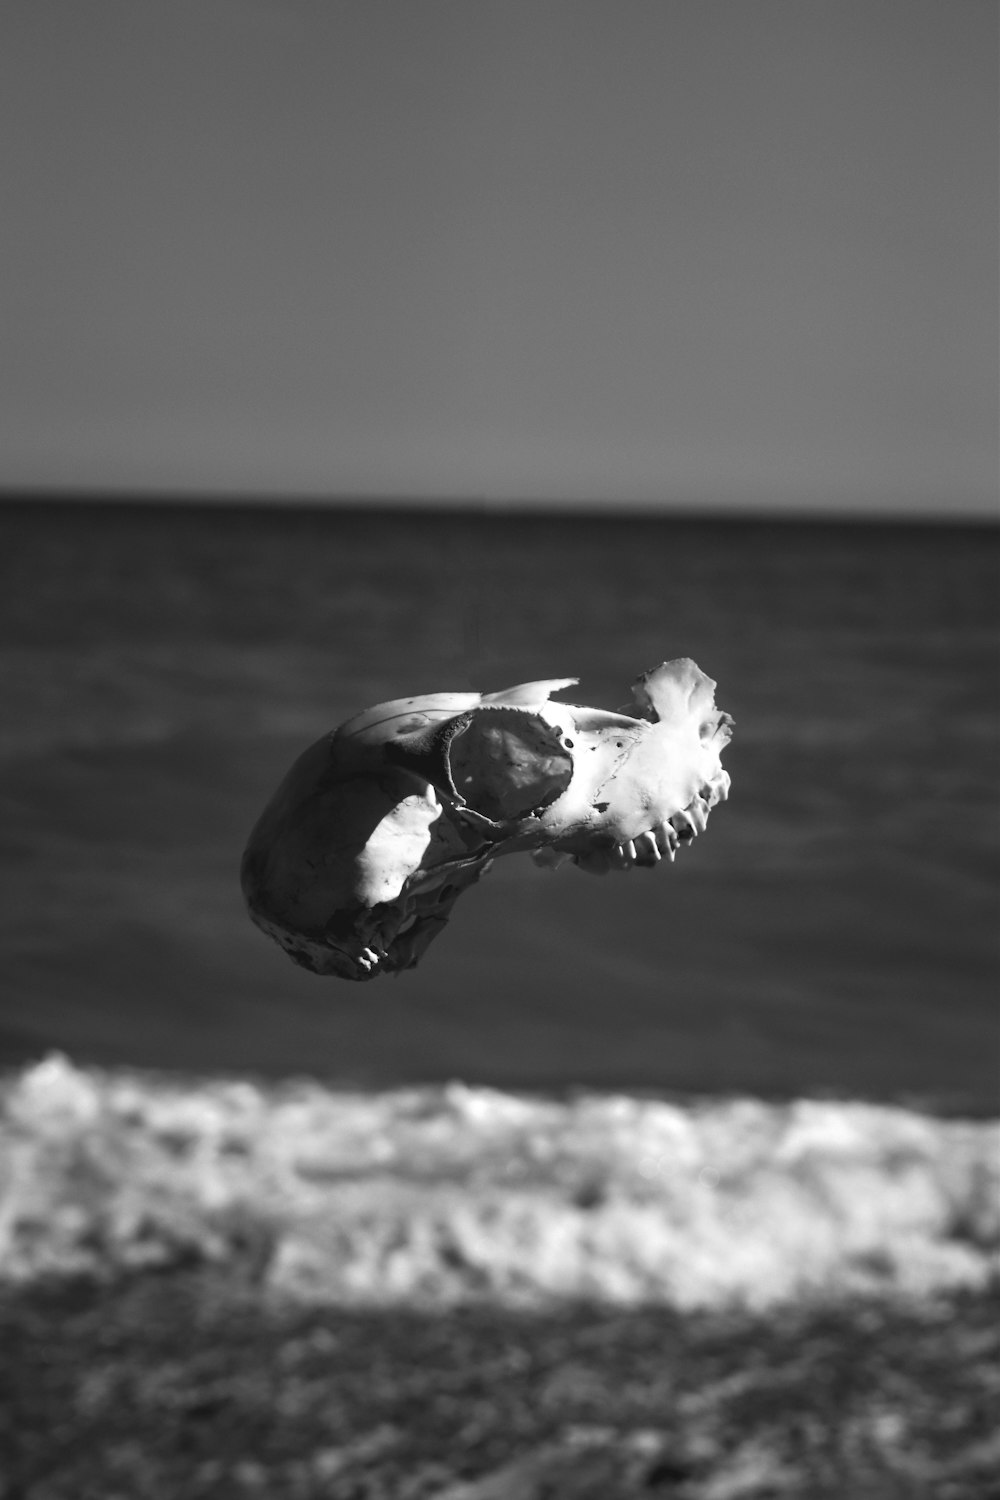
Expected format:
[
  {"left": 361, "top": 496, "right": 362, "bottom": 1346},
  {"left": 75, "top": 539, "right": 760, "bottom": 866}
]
[{"left": 241, "top": 658, "right": 732, "bottom": 980}]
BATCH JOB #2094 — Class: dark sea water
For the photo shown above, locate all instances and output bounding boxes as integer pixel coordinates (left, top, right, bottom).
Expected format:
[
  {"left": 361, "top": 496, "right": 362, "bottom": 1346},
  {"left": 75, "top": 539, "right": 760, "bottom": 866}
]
[{"left": 1, "top": 501, "right": 997, "bottom": 1109}]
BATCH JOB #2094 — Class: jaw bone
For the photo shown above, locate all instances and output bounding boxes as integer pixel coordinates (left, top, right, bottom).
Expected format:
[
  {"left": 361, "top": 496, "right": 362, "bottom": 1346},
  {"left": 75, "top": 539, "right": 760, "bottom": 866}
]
[{"left": 240, "top": 659, "right": 732, "bottom": 980}]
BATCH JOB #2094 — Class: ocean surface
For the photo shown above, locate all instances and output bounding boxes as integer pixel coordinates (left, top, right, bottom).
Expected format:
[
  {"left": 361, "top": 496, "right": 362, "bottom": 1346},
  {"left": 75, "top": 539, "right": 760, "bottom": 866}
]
[{"left": 1, "top": 501, "right": 997, "bottom": 1109}]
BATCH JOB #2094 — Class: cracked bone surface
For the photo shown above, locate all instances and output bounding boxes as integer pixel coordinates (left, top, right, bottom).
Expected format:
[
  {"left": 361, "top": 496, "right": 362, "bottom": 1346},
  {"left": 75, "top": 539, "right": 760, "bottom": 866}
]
[{"left": 241, "top": 659, "right": 732, "bottom": 980}]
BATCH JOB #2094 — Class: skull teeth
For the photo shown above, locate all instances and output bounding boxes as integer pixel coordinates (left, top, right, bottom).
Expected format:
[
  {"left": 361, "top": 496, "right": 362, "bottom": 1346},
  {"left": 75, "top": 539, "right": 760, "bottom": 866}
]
[
  {"left": 672, "top": 808, "right": 699, "bottom": 839},
  {"left": 636, "top": 833, "right": 661, "bottom": 863}
]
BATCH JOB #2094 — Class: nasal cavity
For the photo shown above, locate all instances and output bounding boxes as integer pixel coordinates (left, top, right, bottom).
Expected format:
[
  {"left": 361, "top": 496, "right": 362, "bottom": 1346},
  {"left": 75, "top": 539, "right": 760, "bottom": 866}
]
[{"left": 448, "top": 710, "right": 573, "bottom": 821}]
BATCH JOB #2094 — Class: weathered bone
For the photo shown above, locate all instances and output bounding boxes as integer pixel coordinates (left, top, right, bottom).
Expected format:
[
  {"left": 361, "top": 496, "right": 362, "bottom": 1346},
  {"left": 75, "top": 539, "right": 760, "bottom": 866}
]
[{"left": 241, "top": 659, "right": 732, "bottom": 980}]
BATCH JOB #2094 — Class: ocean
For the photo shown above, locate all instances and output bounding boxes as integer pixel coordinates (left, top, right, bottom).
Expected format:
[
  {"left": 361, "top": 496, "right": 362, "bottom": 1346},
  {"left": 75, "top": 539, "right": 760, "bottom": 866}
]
[{"left": 1, "top": 500, "right": 997, "bottom": 1109}]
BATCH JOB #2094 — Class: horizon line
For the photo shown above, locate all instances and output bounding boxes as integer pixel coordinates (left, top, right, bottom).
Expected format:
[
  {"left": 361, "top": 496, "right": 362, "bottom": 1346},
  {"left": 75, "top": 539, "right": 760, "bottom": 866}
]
[{"left": 1, "top": 487, "right": 997, "bottom": 527}]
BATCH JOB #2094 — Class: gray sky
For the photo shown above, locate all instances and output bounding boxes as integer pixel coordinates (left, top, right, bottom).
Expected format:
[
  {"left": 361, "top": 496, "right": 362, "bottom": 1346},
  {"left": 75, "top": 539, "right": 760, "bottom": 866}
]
[{"left": 1, "top": 0, "right": 996, "bottom": 515}]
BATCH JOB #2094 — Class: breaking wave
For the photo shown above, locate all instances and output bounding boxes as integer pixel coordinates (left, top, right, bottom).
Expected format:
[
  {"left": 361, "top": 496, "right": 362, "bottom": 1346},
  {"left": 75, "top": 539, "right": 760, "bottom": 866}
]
[{"left": 2, "top": 1055, "right": 997, "bottom": 1308}]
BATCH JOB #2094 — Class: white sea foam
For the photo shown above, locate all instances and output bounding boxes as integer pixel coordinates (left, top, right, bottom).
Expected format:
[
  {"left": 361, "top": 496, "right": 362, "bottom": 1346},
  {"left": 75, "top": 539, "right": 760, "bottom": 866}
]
[{"left": 1, "top": 1054, "right": 996, "bottom": 1309}]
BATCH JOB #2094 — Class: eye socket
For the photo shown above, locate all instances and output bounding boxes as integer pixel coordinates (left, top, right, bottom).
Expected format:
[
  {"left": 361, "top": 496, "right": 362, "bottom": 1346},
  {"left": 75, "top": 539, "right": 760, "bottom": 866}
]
[
  {"left": 447, "top": 710, "right": 573, "bottom": 821},
  {"left": 563, "top": 738, "right": 574, "bottom": 748}
]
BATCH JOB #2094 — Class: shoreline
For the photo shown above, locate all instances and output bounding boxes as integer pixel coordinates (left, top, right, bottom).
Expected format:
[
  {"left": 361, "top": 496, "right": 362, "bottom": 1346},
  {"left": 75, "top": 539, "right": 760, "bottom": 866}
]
[{"left": 4, "top": 1055, "right": 998, "bottom": 1495}]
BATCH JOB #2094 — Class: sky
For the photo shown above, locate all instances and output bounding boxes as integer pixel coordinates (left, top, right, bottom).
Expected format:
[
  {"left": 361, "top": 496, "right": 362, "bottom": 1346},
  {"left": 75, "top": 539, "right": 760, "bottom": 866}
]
[{"left": 1, "top": 0, "right": 996, "bottom": 516}]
